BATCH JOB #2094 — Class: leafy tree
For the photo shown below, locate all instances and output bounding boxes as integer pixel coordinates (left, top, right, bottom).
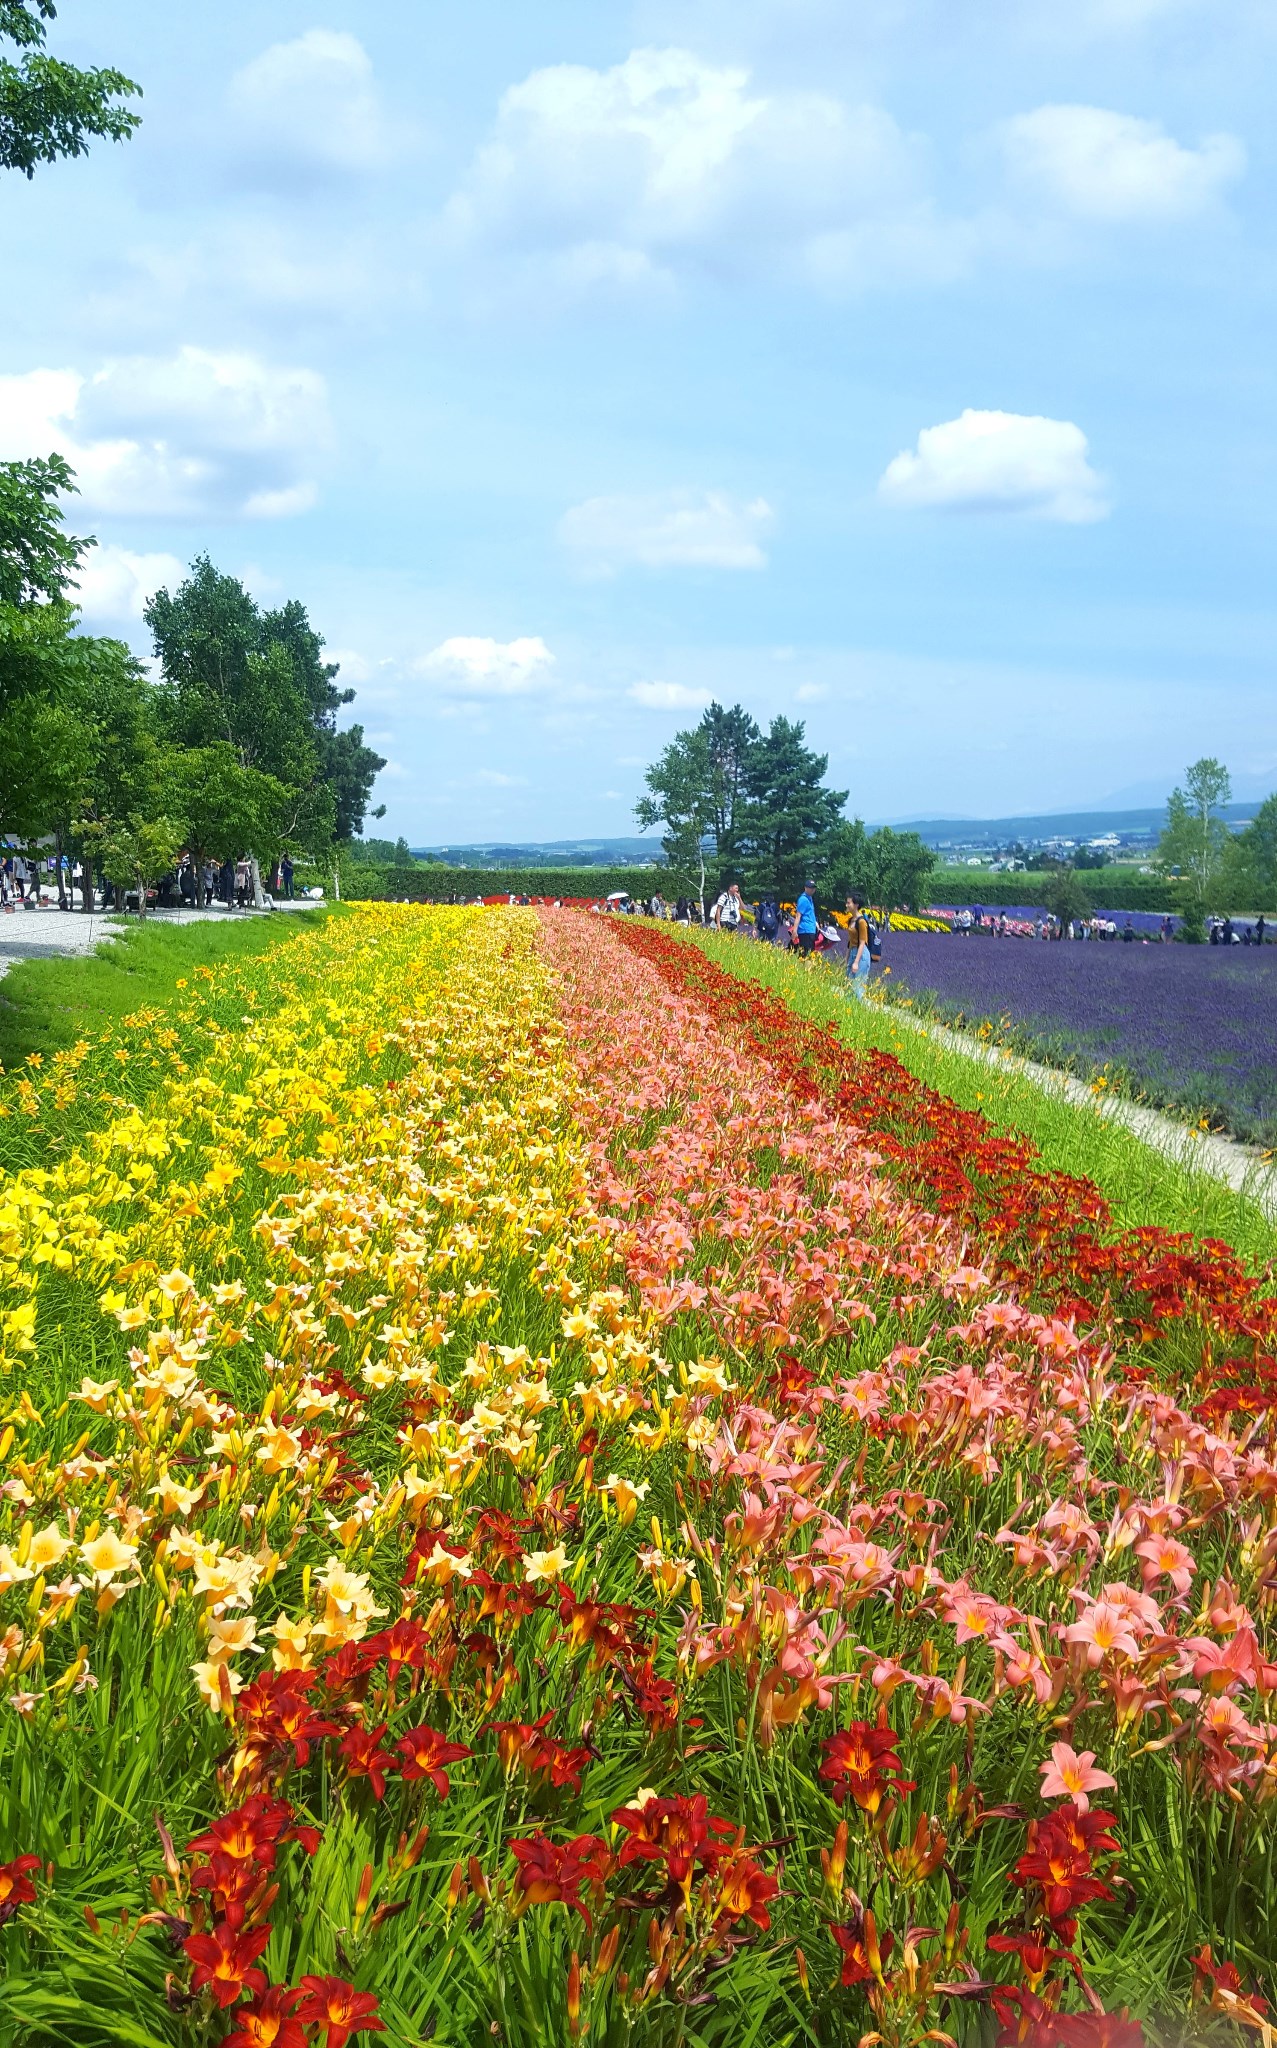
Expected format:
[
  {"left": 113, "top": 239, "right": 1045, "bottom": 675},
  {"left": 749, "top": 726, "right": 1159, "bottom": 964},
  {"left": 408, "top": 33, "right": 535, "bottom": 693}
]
[
  {"left": 0, "top": 454, "right": 94, "bottom": 731},
  {"left": 698, "top": 701, "right": 761, "bottom": 871},
  {"left": 1, "top": 1, "right": 140, "bottom": 177},
  {"left": 1157, "top": 758, "right": 1233, "bottom": 915},
  {"left": 1223, "top": 792, "right": 1277, "bottom": 910},
  {"left": 634, "top": 726, "right": 719, "bottom": 908},
  {"left": 1045, "top": 864, "right": 1092, "bottom": 930},
  {"left": 79, "top": 813, "right": 182, "bottom": 921},
  {"left": 736, "top": 716, "right": 847, "bottom": 899},
  {"left": 144, "top": 559, "right": 384, "bottom": 868},
  {"left": 164, "top": 744, "right": 291, "bottom": 905},
  {"left": 830, "top": 823, "right": 937, "bottom": 914}
]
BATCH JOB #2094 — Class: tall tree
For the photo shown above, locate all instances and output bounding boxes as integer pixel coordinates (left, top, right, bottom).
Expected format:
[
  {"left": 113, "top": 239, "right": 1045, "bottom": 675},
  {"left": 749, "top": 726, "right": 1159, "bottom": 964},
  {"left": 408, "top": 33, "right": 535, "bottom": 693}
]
[
  {"left": 1, "top": 1, "right": 140, "bottom": 177},
  {"left": 1157, "top": 758, "right": 1233, "bottom": 916},
  {"left": 144, "top": 558, "right": 385, "bottom": 890},
  {"left": 737, "top": 716, "right": 848, "bottom": 899},
  {"left": 699, "top": 701, "right": 762, "bottom": 871},
  {"left": 1227, "top": 791, "right": 1277, "bottom": 909},
  {"left": 634, "top": 727, "right": 716, "bottom": 907},
  {"left": 829, "top": 822, "right": 937, "bottom": 914}
]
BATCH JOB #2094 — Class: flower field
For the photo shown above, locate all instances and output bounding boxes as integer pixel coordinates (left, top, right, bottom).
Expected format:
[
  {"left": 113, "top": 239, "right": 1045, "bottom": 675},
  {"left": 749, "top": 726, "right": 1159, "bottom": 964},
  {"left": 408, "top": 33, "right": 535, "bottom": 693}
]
[
  {"left": 875, "top": 933, "right": 1277, "bottom": 1149},
  {"left": 1, "top": 905, "right": 1275, "bottom": 2048}
]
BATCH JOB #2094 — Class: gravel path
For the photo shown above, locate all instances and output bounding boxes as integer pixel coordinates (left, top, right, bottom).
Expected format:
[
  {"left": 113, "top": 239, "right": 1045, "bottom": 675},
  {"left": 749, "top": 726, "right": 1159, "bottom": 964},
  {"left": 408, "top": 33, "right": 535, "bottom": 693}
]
[
  {"left": 882, "top": 1003, "right": 1277, "bottom": 1222},
  {"left": 0, "top": 899, "right": 320, "bottom": 981}
]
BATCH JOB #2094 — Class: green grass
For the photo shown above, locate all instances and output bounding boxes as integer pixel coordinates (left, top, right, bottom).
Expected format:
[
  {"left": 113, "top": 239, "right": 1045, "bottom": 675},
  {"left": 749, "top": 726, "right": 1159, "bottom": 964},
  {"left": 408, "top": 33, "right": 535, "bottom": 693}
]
[
  {"left": 0, "top": 907, "right": 336, "bottom": 1073},
  {"left": 691, "top": 929, "right": 1277, "bottom": 1268}
]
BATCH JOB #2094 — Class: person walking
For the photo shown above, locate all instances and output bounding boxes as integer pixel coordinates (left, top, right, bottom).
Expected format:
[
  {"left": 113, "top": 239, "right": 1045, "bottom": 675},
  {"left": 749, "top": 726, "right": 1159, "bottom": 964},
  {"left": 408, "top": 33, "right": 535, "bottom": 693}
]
[
  {"left": 281, "top": 854, "right": 294, "bottom": 900},
  {"left": 792, "top": 879, "right": 819, "bottom": 955},
  {"left": 844, "top": 893, "right": 874, "bottom": 1000},
  {"left": 711, "top": 881, "right": 744, "bottom": 933}
]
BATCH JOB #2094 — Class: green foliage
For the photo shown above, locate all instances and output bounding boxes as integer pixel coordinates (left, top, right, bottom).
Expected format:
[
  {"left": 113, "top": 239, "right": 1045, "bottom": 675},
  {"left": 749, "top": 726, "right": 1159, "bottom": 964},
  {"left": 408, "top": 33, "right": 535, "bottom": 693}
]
[
  {"left": 162, "top": 741, "right": 291, "bottom": 878},
  {"left": 1044, "top": 863, "right": 1093, "bottom": 928},
  {"left": 0, "top": 0, "right": 140, "bottom": 177},
  {"left": 736, "top": 713, "right": 847, "bottom": 897},
  {"left": 144, "top": 558, "right": 385, "bottom": 854},
  {"left": 1157, "top": 758, "right": 1233, "bottom": 915},
  {"left": 1226, "top": 791, "right": 1277, "bottom": 909},
  {"left": 342, "top": 864, "right": 673, "bottom": 902},
  {"left": 0, "top": 452, "right": 91, "bottom": 612},
  {"left": 77, "top": 812, "right": 183, "bottom": 918},
  {"left": 827, "top": 820, "right": 937, "bottom": 912},
  {"left": 928, "top": 868, "right": 1180, "bottom": 911}
]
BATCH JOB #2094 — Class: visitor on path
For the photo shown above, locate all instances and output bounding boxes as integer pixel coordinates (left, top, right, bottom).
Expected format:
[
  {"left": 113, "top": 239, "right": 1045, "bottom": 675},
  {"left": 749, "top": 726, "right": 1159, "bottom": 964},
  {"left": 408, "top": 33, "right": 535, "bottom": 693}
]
[
  {"left": 792, "top": 880, "right": 819, "bottom": 955},
  {"left": 1122, "top": 920, "right": 1136, "bottom": 942},
  {"left": 845, "top": 893, "right": 873, "bottom": 1001},
  {"left": 755, "top": 897, "right": 781, "bottom": 943},
  {"left": 281, "top": 855, "right": 294, "bottom": 899},
  {"left": 712, "top": 882, "right": 743, "bottom": 932}
]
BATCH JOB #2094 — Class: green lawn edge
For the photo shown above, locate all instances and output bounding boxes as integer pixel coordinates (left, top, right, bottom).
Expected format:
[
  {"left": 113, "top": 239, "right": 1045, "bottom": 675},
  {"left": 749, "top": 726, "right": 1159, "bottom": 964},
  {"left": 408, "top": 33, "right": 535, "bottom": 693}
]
[
  {"left": 685, "top": 928, "right": 1277, "bottom": 1269},
  {"left": 0, "top": 906, "right": 339, "bottom": 1073}
]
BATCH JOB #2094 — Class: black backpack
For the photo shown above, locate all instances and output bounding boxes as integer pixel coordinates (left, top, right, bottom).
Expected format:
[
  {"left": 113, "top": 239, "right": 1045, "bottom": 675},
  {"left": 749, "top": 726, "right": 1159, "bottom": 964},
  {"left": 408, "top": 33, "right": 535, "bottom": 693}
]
[{"left": 858, "top": 909, "right": 883, "bottom": 961}]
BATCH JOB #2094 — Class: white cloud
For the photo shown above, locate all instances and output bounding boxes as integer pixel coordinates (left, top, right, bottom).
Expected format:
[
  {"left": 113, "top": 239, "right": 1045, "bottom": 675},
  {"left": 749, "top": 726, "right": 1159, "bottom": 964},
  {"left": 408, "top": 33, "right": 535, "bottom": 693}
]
[
  {"left": 560, "top": 490, "right": 773, "bottom": 572},
  {"left": 629, "top": 680, "right": 712, "bottom": 710},
  {"left": 476, "top": 768, "right": 527, "bottom": 787},
  {"left": 0, "top": 348, "right": 329, "bottom": 520},
  {"left": 795, "top": 681, "right": 828, "bottom": 701},
  {"left": 446, "top": 46, "right": 957, "bottom": 290},
  {"left": 879, "top": 409, "right": 1109, "bottom": 523},
  {"left": 72, "top": 543, "right": 185, "bottom": 623},
  {"left": 999, "top": 105, "right": 1243, "bottom": 221},
  {"left": 416, "top": 636, "right": 557, "bottom": 697},
  {"left": 227, "top": 31, "right": 393, "bottom": 180}
]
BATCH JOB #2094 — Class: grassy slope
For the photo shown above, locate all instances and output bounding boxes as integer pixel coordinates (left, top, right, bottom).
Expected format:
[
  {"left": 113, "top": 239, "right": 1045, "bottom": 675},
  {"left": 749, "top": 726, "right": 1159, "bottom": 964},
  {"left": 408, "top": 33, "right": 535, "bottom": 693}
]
[
  {"left": 0, "top": 908, "right": 334, "bottom": 1072},
  {"left": 691, "top": 929, "right": 1277, "bottom": 1269}
]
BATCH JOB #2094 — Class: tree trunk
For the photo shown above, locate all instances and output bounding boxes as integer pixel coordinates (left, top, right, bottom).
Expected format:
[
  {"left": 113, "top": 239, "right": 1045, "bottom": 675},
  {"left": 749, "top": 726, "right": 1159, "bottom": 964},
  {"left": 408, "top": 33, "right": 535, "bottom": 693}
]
[
  {"left": 249, "top": 854, "right": 266, "bottom": 909},
  {"left": 136, "top": 867, "right": 147, "bottom": 920},
  {"left": 55, "top": 828, "right": 67, "bottom": 909},
  {"left": 333, "top": 865, "right": 341, "bottom": 903},
  {"left": 81, "top": 859, "right": 94, "bottom": 912}
]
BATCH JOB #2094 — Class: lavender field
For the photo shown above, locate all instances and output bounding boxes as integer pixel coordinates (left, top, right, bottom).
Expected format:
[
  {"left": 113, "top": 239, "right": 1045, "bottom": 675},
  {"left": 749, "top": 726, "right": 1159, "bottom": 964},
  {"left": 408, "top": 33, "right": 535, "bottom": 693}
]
[{"left": 881, "top": 932, "right": 1277, "bottom": 1145}]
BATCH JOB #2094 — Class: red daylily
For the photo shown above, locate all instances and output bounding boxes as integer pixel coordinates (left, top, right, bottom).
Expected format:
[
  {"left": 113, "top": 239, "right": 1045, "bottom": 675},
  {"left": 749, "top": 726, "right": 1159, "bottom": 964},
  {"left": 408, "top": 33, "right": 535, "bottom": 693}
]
[
  {"left": 296, "top": 1976, "right": 385, "bottom": 2048},
  {"left": 223, "top": 1985, "right": 306, "bottom": 2048},
  {"left": 183, "top": 1920, "right": 272, "bottom": 2009},
  {"left": 509, "top": 1833, "right": 613, "bottom": 1928},
  {"left": 396, "top": 1724, "right": 471, "bottom": 1798},
  {"left": 819, "top": 1715, "right": 914, "bottom": 1815},
  {"left": 338, "top": 1725, "right": 396, "bottom": 1801},
  {"left": 0, "top": 1855, "right": 40, "bottom": 1924},
  {"left": 612, "top": 1793, "right": 735, "bottom": 1886}
]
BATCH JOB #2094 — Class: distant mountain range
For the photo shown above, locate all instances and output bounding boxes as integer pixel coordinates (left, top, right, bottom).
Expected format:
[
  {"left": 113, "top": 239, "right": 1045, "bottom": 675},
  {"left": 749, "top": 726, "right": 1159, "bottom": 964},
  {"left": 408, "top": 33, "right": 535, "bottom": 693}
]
[
  {"left": 412, "top": 799, "right": 1265, "bottom": 866},
  {"left": 880, "top": 802, "right": 1260, "bottom": 848}
]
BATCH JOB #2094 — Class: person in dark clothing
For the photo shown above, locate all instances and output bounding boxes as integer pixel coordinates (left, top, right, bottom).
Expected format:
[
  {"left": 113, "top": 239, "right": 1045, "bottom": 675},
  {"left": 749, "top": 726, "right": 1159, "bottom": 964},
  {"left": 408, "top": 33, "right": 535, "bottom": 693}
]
[
  {"left": 220, "top": 857, "right": 236, "bottom": 909},
  {"left": 281, "top": 855, "right": 294, "bottom": 900}
]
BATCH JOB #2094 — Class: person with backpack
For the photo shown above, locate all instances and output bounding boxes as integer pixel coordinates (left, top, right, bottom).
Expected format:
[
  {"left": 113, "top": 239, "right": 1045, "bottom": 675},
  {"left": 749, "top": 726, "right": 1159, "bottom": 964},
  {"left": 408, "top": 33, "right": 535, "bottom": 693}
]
[{"left": 844, "top": 892, "right": 878, "bottom": 999}]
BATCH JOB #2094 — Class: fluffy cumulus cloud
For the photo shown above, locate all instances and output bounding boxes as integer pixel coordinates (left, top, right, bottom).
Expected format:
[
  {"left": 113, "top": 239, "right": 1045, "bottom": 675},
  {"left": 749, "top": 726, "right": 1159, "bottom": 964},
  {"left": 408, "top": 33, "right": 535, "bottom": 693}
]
[
  {"left": 999, "top": 105, "right": 1244, "bottom": 221},
  {"left": 629, "top": 679, "right": 712, "bottom": 710},
  {"left": 559, "top": 490, "right": 773, "bottom": 572},
  {"left": 415, "top": 636, "right": 557, "bottom": 697},
  {"left": 0, "top": 348, "right": 329, "bottom": 520},
  {"left": 445, "top": 45, "right": 956, "bottom": 289},
  {"left": 878, "top": 409, "right": 1109, "bottom": 523},
  {"left": 72, "top": 543, "right": 186, "bottom": 623},
  {"left": 227, "top": 31, "right": 393, "bottom": 181}
]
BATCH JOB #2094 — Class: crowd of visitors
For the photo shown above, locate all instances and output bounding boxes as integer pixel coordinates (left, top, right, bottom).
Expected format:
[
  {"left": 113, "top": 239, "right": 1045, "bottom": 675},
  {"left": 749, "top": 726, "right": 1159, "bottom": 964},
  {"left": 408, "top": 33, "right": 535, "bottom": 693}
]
[{"left": 1, "top": 844, "right": 300, "bottom": 913}]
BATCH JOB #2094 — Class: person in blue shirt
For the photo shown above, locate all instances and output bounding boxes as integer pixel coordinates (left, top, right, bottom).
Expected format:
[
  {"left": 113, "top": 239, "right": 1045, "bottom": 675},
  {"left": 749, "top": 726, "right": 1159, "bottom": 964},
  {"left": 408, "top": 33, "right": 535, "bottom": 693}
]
[{"left": 792, "top": 879, "right": 819, "bottom": 955}]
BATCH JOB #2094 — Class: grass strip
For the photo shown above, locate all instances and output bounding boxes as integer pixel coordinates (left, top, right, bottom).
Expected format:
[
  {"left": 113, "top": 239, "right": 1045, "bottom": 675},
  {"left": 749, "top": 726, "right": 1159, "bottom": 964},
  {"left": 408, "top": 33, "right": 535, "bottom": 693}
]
[
  {"left": 0, "top": 908, "right": 335, "bottom": 1073},
  {"left": 687, "top": 928, "right": 1277, "bottom": 1269}
]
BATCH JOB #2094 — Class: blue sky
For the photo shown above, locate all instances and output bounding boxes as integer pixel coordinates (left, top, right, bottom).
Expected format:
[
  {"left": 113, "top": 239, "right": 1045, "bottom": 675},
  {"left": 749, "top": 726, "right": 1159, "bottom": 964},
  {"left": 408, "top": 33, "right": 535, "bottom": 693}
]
[{"left": 2, "top": 0, "right": 1274, "bottom": 838}]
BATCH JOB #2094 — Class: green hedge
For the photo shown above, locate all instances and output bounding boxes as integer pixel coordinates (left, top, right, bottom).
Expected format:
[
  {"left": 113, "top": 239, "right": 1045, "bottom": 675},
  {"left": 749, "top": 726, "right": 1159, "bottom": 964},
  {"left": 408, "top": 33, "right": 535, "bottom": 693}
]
[
  {"left": 927, "top": 868, "right": 1180, "bottom": 911},
  {"left": 342, "top": 863, "right": 674, "bottom": 902}
]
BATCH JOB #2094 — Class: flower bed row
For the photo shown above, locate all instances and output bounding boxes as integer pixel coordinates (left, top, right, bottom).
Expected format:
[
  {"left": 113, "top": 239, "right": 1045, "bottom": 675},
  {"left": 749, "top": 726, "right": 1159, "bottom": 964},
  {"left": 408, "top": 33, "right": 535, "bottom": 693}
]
[{"left": 0, "top": 905, "right": 1272, "bottom": 2047}]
